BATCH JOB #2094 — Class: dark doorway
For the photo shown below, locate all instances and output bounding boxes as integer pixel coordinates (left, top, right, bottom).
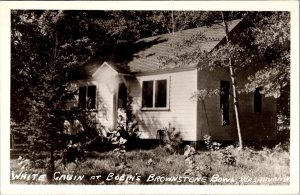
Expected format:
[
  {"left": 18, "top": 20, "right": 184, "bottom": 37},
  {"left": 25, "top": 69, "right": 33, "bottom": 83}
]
[
  {"left": 254, "top": 87, "right": 262, "bottom": 113},
  {"left": 118, "top": 83, "right": 127, "bottom": 109}
]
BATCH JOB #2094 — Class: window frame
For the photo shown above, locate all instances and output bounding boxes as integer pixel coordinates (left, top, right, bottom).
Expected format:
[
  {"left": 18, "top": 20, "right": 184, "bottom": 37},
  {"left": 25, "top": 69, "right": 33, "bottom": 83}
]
[
  {"left": 141, "top": 76, "right": 170, "bottom": 111},
  {"left": 78, "top": 83, "right": 97, "bottom": 110}
]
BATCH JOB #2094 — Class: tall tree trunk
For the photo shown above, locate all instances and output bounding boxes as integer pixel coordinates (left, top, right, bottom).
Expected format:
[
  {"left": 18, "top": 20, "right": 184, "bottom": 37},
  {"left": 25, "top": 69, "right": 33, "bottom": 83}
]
[{"left": 221, "top": 11, "right": 243, "bottom": 149}]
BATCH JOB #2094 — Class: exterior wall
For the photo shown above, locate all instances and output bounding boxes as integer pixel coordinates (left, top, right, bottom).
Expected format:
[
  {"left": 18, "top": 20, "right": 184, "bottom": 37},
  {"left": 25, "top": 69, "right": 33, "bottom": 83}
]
[
  {"left": 128, "top": 70, "right": 198, "bottom": 141},
  {"left": 65, "top": 64, "right": 119, "bottom": 131},
  {"left": 66, "top": 59, "right": 277, "bottom": 142},
  {"left": 196, "top": 61, "right": 277, "bottom": 141}
]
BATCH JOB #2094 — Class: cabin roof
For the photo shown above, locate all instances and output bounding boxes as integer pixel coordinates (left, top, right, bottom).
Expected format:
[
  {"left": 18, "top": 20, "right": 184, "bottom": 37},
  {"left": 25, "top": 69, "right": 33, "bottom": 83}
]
[{"left": 74, "top": 18, "right": 243, "bottom": 79}]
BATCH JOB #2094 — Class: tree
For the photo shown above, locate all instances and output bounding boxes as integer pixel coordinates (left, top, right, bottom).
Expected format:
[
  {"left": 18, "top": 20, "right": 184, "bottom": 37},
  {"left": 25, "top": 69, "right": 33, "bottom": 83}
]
[
  {"left": 244, "top": 12, "right": 290, "bottom": 97},
  {"left": 245, "top": 12, "right": 290, "bottom": 122},
  {"left": 11, "top": 10, "right": 97, "bottom": 178},
  {"left": 11, "top": 10, "right": 171, "bottom": 178},
  {"left": 221, "top": 11, "right": 243, "bottom": 148},
  {"left": 244, "top": 12, "right": 290, "bottom": 140}
]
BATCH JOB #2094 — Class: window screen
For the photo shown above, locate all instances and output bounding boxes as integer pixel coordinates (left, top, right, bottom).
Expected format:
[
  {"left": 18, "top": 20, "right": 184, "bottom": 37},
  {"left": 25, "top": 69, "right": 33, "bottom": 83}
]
[{"left": 155, "top": 80, "right": 167, "bottom": 107}]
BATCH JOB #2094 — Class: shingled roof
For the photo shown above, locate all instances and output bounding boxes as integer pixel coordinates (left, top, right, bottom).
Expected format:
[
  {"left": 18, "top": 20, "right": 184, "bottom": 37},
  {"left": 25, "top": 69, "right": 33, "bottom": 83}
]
[{"left": 76, "top": 19, "right": 243, "bottom": 78}]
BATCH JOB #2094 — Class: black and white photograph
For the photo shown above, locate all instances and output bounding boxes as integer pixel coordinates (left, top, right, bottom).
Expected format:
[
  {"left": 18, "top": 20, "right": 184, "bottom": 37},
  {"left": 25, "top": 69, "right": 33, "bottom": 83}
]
[{"left": 0, "top": 1, "right": 299, "bottom": 194}]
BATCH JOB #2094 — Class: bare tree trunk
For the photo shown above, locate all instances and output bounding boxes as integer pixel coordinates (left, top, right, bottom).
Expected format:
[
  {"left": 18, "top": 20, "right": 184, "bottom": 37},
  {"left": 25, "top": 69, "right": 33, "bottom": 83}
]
[{"left": 221, "top": 12, "right": 243, "bottom": 149}]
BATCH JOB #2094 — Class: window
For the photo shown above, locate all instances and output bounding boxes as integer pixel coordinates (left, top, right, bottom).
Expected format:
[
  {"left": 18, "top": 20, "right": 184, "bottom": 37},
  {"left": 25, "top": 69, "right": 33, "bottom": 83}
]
[
  {"left": 142, "top": 79, "right": 168, "bottom": 109},
  {"left": 78, "top": 85, "right": 96, "bottom": 109},
  {"left": 220, "top": 80, "right": 230, "bottom": 126},
  {"left": 254, "top": 87, "right": 262, "bottom": 113}
]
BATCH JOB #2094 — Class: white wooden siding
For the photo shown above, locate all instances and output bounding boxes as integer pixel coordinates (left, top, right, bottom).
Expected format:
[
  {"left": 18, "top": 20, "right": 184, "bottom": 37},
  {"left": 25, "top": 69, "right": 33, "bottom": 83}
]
[{"left": 129, "top": 70, "right": 198, "bottom": 141}]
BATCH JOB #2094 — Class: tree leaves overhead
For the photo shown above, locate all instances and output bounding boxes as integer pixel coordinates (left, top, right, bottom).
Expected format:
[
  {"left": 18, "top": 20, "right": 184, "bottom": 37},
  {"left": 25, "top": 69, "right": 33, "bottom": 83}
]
[
  {"left": 11, "top": 10, "right": 89, "bottom": 122},
  {"left": 244, "top": 12, "right": 290, "bottom": 98}
]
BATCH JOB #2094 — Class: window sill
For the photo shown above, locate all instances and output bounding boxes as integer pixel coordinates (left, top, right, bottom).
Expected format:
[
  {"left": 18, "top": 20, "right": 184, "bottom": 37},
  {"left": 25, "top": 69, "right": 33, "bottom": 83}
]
[{"left": 141, "top": 107, "right": 170, "bottom": 111}]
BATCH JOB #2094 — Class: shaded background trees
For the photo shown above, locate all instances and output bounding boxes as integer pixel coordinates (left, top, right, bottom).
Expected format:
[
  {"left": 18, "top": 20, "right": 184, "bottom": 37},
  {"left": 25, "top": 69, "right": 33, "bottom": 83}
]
[
  {"left": 11, "top": 10, "right": 98, "bottom": 176},
  {"left": 245, "top": 12, "right": 290, "bottom": 138}
]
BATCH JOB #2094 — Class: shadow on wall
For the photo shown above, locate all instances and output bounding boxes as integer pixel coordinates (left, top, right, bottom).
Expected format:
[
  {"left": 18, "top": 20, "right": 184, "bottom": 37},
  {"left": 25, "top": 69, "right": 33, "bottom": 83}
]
[
  {"left": 198, "top": 95, "right": 238, "bottom": 141},
  {"left": 138, "top": 112, "right": 163, "bottom": 138},
  {"left": 198, "top": 100, "right": 211, "bottom": 138},
  {"left": 137, "top": 111, "right": 185, "bottom": 140}
]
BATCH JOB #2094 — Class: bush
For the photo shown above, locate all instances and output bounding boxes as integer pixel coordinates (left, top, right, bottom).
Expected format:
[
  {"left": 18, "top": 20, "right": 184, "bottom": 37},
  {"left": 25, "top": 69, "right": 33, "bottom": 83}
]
[{"left": 157, "top": 124, "right": 183, "bottom": 153}]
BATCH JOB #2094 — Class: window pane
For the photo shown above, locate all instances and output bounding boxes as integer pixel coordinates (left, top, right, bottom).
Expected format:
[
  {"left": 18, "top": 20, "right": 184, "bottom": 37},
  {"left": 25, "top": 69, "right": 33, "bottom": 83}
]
[
  {"left": 142, "top": 81, "right": 153, "bottom": 108},
  {"left": 78, "top": 86, "right": 86, "bottom": 109},
  {"left": 220, "top": 80, "right": 230, "bottom": 125},
  {"left": 155, "top": 80, "right": 167, "bottom": 107},
  {"left": 254, "top": 87, "right": 262, "bottom": 112},
  {"left": 87, "top": 85, "right": 96, "bottom": 109}
]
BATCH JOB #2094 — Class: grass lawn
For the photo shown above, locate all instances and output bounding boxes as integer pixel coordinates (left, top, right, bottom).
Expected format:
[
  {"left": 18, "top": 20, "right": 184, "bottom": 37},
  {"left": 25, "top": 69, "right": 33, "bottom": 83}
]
[{"left": 10, "top": 145, "right": 290, "bottom": 185}]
